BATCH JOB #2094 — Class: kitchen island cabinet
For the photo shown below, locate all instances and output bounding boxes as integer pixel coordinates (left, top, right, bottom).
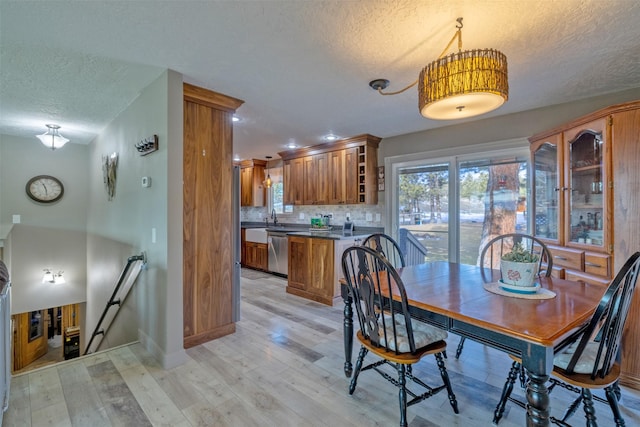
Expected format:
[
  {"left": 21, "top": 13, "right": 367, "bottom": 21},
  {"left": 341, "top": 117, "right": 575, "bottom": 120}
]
[{"left": 287, "top": 233, "right": 366, "bottom": 305}]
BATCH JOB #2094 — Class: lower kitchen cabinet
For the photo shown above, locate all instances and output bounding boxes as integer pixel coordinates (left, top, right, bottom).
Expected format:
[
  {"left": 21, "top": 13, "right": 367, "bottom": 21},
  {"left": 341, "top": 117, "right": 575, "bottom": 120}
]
[
  {"left": 287, "top": 235, "right": 363, "bottom": 306},
  {"left": 244, "top": 241, "right": 268, "bottom": 271},
  {"left": 287, "top": 236, "right": 335, "bottom": 305}
]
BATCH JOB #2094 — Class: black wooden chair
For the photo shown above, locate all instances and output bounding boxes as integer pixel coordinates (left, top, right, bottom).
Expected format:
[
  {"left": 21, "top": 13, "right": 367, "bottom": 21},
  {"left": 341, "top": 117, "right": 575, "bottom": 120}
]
[
  {"left": 493, "top": 251, "right": 640, "bottom": 426},
  {"left": 456, "top": 233, "right": 554, "bottom": 359},
  {"left": 362, "top": 233, "right": 406, "bottom": 268},
  {"left": 341, "top": 246, "right": 458, "bottom": 427}
]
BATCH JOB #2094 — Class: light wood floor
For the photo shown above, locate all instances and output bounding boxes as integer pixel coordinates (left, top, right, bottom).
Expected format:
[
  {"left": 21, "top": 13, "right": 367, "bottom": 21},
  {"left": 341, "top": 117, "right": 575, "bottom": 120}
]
[{"left": 4, "top": 270, "right": 640, "bottom": 426}]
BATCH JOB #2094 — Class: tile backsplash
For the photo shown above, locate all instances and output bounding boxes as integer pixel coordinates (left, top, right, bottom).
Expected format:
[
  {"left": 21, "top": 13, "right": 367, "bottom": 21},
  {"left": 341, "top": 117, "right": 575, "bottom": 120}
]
[{"left": 241, "top": 203, "right": 385, "bottom": 227}]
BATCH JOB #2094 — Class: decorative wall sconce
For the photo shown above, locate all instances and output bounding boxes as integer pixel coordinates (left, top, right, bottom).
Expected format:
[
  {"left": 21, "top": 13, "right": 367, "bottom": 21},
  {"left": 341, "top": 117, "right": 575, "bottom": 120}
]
[
  {"left": 43, "top": 269, "right": 65, "bottom": 284},
  {"left": 135, "top": 135, "right": 158, "bottom": 156}
]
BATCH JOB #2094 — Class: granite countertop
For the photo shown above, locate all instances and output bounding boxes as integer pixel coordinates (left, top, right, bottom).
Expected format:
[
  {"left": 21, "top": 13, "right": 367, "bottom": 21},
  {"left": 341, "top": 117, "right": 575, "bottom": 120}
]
[
  {"left": 286, "top": 230, "right": 371, "bottom": 240},
  {"left": 241, "top": 221, "right": 381, "bottom": 240}
]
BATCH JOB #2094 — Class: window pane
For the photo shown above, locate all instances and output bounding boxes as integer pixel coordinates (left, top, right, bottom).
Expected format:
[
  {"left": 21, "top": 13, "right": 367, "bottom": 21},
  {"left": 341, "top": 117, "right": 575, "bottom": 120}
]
[
  {"left": 459, "top": 160, "right": 528, "bottom": 266},
  {"left": 398, "top": 164, "right": 449, "bottom": 261}
]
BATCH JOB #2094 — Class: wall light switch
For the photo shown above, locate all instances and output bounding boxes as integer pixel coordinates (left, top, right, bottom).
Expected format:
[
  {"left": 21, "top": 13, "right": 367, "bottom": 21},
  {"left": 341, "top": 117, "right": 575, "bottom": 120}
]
[
  {"left": 12, "top": 214, "right": 21, "bottom": 224},
  {"left": 151, "top": 227, "right": 157, "bottom": 244},
  {"left": 375, "top": 213, "right": 381, "bottom": 222},
  {"left": 366, "top": 213, "right": 373, "bottom": 222}
]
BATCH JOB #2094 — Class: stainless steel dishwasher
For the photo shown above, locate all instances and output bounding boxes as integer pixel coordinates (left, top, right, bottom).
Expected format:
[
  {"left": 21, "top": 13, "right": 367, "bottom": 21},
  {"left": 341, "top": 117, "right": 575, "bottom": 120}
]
[{"left": 267, "top": 231, "right": 288, "bottom": 275}]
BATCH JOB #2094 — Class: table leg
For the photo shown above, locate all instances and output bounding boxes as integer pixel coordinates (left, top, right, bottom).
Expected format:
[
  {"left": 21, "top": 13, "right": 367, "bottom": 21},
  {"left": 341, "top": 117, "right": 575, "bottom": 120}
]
[
  {"left": 522, "top": 346, "right": 553, "bottom": 427},
  {"left": 525, "top": 370, "right": 550, "bottom": 426},
  {"left": 343, "top": 291, "right": 353, "bottom": 377}
]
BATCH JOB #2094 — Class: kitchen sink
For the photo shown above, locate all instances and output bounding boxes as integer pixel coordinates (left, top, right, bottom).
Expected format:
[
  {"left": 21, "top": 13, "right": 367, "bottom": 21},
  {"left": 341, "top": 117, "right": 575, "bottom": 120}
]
[{"left": 245, "top": 228, "right": 267, "bottom": 243}]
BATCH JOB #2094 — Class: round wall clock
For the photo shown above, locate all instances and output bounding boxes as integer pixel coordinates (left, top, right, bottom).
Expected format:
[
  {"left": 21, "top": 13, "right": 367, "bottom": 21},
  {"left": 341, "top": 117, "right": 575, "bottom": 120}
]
[{"left": 25, "top": 175, "right": 64, "bottom": 203}]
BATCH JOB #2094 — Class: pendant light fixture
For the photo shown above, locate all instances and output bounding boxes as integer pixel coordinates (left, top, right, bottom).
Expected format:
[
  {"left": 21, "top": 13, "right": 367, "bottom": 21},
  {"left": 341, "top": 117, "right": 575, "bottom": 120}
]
[
  {"left": 36, "top": 124, "right": 69, "bottom": 150},
  {"left": 369, "top": 17, "right": 508, "bottom": 120},
  {"left": 264, "top": 156, "right": 273, "bottom": 188}
]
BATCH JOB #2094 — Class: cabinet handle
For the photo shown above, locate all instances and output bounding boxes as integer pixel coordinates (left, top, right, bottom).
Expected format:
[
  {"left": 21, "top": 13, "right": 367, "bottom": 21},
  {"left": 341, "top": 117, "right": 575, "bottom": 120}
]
[
  {"left": 585, "top": 262, "right": 603, "bottom": 268},
  {"left": 554, "top": 255, "right": 567, "bottom": 260}
]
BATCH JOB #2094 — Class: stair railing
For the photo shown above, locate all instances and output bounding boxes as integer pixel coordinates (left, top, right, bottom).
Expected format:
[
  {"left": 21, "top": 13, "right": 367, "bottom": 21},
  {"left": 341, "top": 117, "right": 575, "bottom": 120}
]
[
  {"left": 398, "top": 228, "right": 429, "bottom": 265},
  {"left": 84, "top": 252, "right": 146, "bottom": 355}
]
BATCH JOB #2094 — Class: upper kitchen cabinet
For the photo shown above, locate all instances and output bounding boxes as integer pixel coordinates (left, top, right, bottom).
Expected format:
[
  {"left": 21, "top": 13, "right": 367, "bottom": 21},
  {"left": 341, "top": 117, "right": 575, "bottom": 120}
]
[
  {"left": 239, "top": 159, "right": 266, "bottom": 207},
  {"left": 283, "top": 157, "right": 304, "bottom": 206},
  {"left": 183, "top": 83, "right": 243, "bottom": 349},
  {"left": 303, "top": 153, "right": 329, "bottom": 205},
  {"left": 279, "top": 134, "right": 381, "bottom": 206}
]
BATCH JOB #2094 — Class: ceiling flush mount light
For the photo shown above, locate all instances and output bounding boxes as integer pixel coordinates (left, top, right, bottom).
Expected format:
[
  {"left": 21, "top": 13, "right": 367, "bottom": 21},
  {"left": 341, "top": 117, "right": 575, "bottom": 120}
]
[
  {"left": 369, "top": 17, "right": 508, "bottom": 120},
  {"left": 36, "top": 124, "right": 69, "bottom": 150},
  {"left": 264, "top": 156, "right": 272, "bottom": 188},
  {"left": 323, "top": 134, "right": 338, "bottom": 142}
]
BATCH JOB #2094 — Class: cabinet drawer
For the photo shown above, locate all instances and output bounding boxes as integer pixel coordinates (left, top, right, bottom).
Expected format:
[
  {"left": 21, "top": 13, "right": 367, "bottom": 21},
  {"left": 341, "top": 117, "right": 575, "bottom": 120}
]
[
  {"left": 549, "top": 246, "right": 583, "bottom": 271},
  {"left": 565, "top": 270, "right": 611, "bottom": 288},
  {"left": 584, "top": 252, "right": 611, "bottom": 278}
]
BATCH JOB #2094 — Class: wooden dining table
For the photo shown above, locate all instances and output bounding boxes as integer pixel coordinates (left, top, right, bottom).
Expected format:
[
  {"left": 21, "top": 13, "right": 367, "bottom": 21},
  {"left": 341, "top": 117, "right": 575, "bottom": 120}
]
[{"left": 340, "top": 261, "right": 606, "bottom": 427}]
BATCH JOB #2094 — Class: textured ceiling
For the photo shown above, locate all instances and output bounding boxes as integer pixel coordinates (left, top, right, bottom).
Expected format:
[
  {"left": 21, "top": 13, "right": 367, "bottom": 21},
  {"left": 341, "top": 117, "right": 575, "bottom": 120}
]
[{"left": 1, "top": 0, "right": 639, "bottom": 160}]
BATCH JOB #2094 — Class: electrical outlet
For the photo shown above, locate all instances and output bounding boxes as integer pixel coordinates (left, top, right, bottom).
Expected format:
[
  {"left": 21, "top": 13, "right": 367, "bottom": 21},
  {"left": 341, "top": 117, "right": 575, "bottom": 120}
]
[
  {"left": 299, "top": 212, "right": 305, "bottom": 220},
  {"left": 12, "top": 214, "right": 21, "bottom": 224},
  {"left": 375, "top": 213, "right": 381, "bottom": 222},
  {"left": 366, "top": 213, "right": 373, "bottom": 222},
  {"left": 346, "top": 212, "right": 351, "bottom": 220}
]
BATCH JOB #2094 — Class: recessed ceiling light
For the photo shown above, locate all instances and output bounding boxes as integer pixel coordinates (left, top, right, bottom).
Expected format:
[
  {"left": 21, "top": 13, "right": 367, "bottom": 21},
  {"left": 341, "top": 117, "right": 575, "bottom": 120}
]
[
  {"left": 287, "top": 142, "right": 297, "bottom": 149},
  {"left": 233, "top": 155, "right": 241, "bottom": 161},
  {"left": 323, "top": 134, "right": 338, "bottom": 141},
  {"left": 232, "top": 115, "right": 240, "bottom": 122}
]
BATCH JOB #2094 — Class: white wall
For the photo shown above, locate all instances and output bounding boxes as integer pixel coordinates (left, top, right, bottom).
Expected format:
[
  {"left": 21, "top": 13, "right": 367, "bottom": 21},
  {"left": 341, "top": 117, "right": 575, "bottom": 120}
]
[
  {"left": 0, "top": 136, "right": 90, "bottom": 314},
  {"left": 8, "top": 225, "right": 87, "bottom": 314},
  {"left": 380, "top": 88, "right": 640, "bottom": 159},
  {"left": 0, "top": 136, "right": 90, "bottom": 238},
  {"left": 85, "top": 69, "right": 186, "bottom": 368}
]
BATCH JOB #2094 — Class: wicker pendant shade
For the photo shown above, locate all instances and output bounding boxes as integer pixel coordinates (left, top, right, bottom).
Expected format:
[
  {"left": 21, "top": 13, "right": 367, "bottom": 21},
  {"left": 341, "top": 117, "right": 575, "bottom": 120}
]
[
  {"left": 369, "top": 17, "right": 508, "bottom": 120},
  {"left": 419, "top": 48, "right": 508, "bottom": 119}
]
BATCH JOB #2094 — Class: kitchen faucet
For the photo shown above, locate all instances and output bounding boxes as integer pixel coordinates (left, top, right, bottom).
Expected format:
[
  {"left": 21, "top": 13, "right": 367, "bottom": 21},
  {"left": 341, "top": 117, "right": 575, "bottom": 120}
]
[{"left": 271, "top": 208, "right": 278, "bottom": 226}]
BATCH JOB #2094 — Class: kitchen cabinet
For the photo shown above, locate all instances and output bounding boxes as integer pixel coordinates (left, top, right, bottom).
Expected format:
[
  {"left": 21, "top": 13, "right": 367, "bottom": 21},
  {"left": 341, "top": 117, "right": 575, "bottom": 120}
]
[
  {"left": 279, "top": 134, "right": 381, "bottom": 205},
  {"left": 183, "top": 83, "right": 243, "bottom": 348},
  {"left": 530, "top": 100, "right": 640, "bottom": 389},
  {"left": 287, "top": 235, "right": 363, "bottom": 305},
  {"left": 303, "top": 153, "right": 329, "bottom": 205},
  {"left": 287, "top": 236, "right": 335, "bottom": 305},
  {"left": 239, "top": 159, "right": 266, "bottom": 207},
  {"left": 328, "top": 147, "right": 359, "bottom": 204},
  {"left": 244, "top": 241, "right": 268, "bottom": 270},
  {"left": 283, "top": 157, "right": 304, "bottom": 206}
]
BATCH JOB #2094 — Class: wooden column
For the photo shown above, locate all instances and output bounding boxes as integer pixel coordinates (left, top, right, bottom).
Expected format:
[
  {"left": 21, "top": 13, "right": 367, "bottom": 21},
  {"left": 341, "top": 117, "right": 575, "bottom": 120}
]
[{"left": 183, "top": 83, "right": 244, "bottom": 348}]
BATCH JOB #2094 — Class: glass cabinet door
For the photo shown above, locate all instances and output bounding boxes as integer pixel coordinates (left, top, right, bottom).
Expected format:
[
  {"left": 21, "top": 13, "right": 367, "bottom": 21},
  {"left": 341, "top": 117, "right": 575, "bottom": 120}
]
[
  {"left": 532, "top": 136, "right": 562, "bottom": 243},
  {"left": 566, "top": 124, "right": 606, "bottom": 248}
]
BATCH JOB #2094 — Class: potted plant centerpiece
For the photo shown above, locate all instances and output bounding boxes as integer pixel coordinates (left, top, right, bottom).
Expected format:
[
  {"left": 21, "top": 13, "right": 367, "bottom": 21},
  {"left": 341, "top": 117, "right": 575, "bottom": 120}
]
[{"left": 500, "top": 242, "right": 540, "bottom": 287}]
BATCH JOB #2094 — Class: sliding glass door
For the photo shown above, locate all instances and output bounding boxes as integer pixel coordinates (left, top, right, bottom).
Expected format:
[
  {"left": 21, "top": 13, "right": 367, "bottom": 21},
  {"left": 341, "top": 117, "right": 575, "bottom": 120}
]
[
  {"left": 392, "top": 145, "right": 529, "bottom": 265},
  {"left": 398, "top": 163, "right": 450, "bottom": 261}
]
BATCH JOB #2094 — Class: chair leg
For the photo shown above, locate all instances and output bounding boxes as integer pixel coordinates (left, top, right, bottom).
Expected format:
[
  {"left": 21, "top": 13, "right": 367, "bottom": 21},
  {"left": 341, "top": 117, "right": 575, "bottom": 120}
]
[
  {"left": 397, "top": 363, "right": 408, "bottom": 427},
  {"left": 349, "top": 346, "right": 367, "bottom": 395},
  {"left": 581, "top": 388, "right": 598, "bottom": 427},
  {"left": 605, "top": 384, "right": 626, "bottom": 426},
  {"left": 455, "top": 337, "right": 465, "bottom": 359},
  {"left": 561, "top": 394, "right": 582, "bottom": 423},
  {"left": 435, "top": 353, "right": 459, "bottom": 413},
  {"left": 493, "top": 361, "right": 520, "bottom": 424}
]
